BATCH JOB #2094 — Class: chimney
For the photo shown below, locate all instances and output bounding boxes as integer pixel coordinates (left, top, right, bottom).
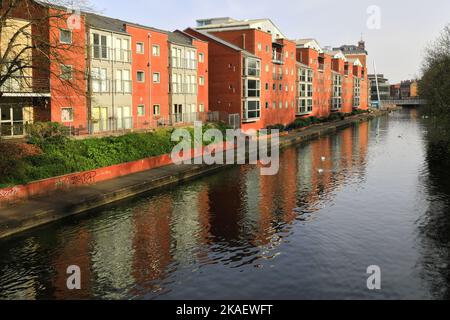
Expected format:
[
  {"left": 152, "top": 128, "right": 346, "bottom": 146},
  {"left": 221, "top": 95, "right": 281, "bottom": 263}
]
[{"left": 242, "top": 34, "right": 246, "bottom": 50}]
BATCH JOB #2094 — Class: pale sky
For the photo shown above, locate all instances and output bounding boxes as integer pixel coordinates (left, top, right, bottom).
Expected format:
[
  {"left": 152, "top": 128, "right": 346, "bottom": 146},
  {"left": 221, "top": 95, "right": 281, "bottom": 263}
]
[{"left": 87, "top": 0, "right": 450, "bottom": 84}]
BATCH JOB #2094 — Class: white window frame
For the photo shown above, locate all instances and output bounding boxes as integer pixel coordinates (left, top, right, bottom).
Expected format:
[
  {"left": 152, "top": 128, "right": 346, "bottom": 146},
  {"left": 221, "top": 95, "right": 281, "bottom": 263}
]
[
  {"left": 152, "top": 44, "right": 160, "bottom": 57},
  {"left": 61, "top": 107, "right": 74, "bottom": 122},
  {"left": 60, "top": 29, "right": 72, "bottom": 44},
  {"left": 153, "top": 104, "right": 161, "bottom": 116},
  {"left": 137, "top": 70, "right": 145, "bottom": 83},
  {"left": 137, "top": 104, "right": 145, "bottom": 116},
  {"left": 136, "top": 42, "right": 145, "bottom": 54},
  {"left": 153, "top": 72, "right": 160, "bottom": 83}
]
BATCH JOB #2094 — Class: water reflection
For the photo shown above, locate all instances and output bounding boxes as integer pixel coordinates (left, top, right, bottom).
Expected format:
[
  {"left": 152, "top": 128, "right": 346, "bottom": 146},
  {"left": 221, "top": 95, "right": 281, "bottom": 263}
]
[{"left": 2, "top": 110, "right": 448, "bottom": 299}]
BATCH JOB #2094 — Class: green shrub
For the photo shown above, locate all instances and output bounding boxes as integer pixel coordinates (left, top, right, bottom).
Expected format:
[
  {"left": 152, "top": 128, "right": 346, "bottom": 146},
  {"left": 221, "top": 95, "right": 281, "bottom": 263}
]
[{"left": 25, "top": 122, "right": 69, "bottom": 145}]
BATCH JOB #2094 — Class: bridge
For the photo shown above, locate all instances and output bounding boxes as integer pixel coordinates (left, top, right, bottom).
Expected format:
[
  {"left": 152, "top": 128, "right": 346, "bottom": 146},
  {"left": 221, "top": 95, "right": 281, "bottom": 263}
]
[{"left": 381, "top": 98, "right": 427, "bottom": 106}]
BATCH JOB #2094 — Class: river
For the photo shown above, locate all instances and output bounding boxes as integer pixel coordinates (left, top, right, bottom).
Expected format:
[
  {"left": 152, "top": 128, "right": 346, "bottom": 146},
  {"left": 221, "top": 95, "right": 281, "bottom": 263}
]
[{"left": 1, "top": 108, "right": 450, "bottom": 300}]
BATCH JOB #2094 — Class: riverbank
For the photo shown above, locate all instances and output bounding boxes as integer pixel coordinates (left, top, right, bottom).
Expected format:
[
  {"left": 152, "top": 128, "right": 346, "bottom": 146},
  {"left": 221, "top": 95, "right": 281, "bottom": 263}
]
[{"left": 0, "top": 110, "right": 388, "bottom": 240}]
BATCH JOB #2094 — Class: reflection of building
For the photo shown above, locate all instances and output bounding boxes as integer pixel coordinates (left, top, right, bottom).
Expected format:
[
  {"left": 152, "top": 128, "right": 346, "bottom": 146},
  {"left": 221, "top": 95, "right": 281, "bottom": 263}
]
[{"left": 368, "top": 74, "right": 390, "bottom": 101}]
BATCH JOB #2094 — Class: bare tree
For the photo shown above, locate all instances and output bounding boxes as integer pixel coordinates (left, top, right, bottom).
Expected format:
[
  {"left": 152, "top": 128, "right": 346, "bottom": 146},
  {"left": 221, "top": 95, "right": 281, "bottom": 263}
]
[{"left": 0, "top": 0, "right": 92, "bottom": 98}]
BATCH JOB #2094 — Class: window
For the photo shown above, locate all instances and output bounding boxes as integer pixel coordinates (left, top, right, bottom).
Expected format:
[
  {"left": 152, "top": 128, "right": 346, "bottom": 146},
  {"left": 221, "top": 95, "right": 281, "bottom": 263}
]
[
  {"left": 153, "top": 72, "right": 160, "bottom": 83},
  {"left": 257, "top": 43, "right": 262, "bottom": 51},
  {"left": 265, "top": 83, "right": 269, "bottom": 90},
  {"left": 265, "top": 64, "right": 269, "bottom": 73},
  {"left": 199, "top": 104, "right": 205, "bottom": 112},
  {"left": 243, "top": 58, "right": 260, "bottom": 77},
  {"left": 243, "top": 79, "right": 260, "bottom": 98},
  {"left": 61, "top": 107, "right": 73, "bottom": 122},
  {"left": 137, "top": 71, "right": 145, "bottom": 83},
  {"left": 60, "top": 29, "right": 72, "bottom": 44},
  {"left": 92, "top": 67, "right": 107, "bottom": 93},
  {"left": 152, "top": 45, "right": 160, "bottom": 56},
  {"left": 137, "top": 105, "right": 145, "bottom": 116},
  {"left": 153, "top": 105, "right": 160, "bottom": 115},
  {"left": 244, "top": 100, "right": 260, "bottom": 120},
  {"left": 123, "top": 70, "right": 131, "bottom": 93},
  {"left": 199, "top": 76, "right": 205, "bottom": 86},
  {"left": 93, "top": 33, "right": 108, "bottom": 59},
  {"left": 265, "top": 102, "right": 269, "bottom": 109},
  {"left": 136, "top": 42, "right": 144, "bottom": 54},
  {"left": 199, "top": 53, "right": 204, "bottom": 63},
  {"left": 60, "top": 65, "right": 73, "bottom": 80}
]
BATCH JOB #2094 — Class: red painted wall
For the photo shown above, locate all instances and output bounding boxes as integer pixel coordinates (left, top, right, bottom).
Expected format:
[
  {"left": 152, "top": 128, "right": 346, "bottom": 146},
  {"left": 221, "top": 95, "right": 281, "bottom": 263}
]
[
  {"left": 194, "top": 38, "right": 209, "bottom": 112},
  {"left": 185, "top": 28, "right": 243, "bottom": 119},
  {"left": 49, "top": 8, "right": 87, "bottom": 132},
  {"left": 342, "top": 62, "right": 354, "bottom": 114}
]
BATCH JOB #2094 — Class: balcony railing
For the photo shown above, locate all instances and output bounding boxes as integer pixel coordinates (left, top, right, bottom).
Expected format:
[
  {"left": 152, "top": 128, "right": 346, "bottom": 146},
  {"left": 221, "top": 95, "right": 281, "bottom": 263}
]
[
  {"left": 272, "top": 51, "right": 284, "bottom": 64},
  {"left": 170, "top": 58, "right": 198, "bottom": 70},
  {"left": 115, "top": 80, "right": 132, "bottom": 94},
  {"left": 91, "top": 45, "right": 132, "bottom": 63},
  {"left": 170, "top": 82, "right": 198, "bottom": 95},
  {"left": 0, "top": 76, "right": 49, "bottom": 94}
]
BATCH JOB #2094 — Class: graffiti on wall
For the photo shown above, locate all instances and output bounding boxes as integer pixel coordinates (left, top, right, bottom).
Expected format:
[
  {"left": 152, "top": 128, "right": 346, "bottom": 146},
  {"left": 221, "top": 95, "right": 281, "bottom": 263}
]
[
  {"left": 55, "top": 171, "right": 97, "bottom": 189},
  {"left": 0, "top": 187, "right": 20, "bottom": 202}
]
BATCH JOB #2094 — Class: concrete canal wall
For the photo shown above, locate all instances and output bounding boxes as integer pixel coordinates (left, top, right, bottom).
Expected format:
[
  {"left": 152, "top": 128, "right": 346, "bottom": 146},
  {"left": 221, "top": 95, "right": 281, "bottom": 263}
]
[{"left": 0, "top": 111, "right": 387, "bottom": 240}]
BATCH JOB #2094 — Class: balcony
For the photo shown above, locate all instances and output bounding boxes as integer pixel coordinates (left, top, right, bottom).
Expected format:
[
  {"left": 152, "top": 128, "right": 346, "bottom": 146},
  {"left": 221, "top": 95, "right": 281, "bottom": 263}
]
[
  {"left": 91, "top": 45, "right": 132, "bottom": 63},
  {"left": 170, "top": 57, "right": 198, "bottom": 70},
  {"left": 272, "top": 51, "right": 284, "bottom": 65},
  {"left": 318, "top": 63, "right": 325, "bottom": 72},
  {"left": 0, "top": 76, "right": 50, "bottom": 96},
  {"left": 114, "top": 80, "right": 132, "bottom": 94}
]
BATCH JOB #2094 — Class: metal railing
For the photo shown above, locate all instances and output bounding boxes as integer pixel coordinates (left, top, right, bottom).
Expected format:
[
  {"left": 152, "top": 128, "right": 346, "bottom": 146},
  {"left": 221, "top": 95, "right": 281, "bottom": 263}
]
[
  {"left": 0, "top": 76, "right": 49, "bottom": 94},
  {"left": 91, "top": 46, "right": 132, "bottom": 63},
  {"left": 272, "top": 51, "right": 284, "bottom": 64},
  {"left": 170, "top": 57, "right": 198, "bottom": 70}
]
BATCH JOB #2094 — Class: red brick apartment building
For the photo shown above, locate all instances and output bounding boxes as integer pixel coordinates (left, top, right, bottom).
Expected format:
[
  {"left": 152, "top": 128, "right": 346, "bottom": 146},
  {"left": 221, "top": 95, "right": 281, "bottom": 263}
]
[
  {"left": 1, "top": 3, "right": 368, "bottom": 137},
  {"left": 187, "top": 17, "right": 369, "bottom": 130}
]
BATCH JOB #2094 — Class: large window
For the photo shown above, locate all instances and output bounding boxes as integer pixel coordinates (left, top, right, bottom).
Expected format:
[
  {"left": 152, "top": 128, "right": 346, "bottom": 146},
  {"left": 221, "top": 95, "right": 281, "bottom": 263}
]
[
  {"left": 332, "top": 74, "right": 342, "bottom": 110},
  {"left": 298, "top": 67, "right": 313, "bottom": 114},
  {"left": 0, "top": 105, "right": 24, "bottom": 137},
  {"left": 243, "top": 58, "right": 261, "bottom": 77},
  {"left": 243, "top": 100, "right": 260, "bottom": 120},
  {"left": 354, "top": 78, "right": 361, "bottom": 107},
  {"left": 92, "top": 67, "right": 108, "bottom": 93},
  {"left": 93, "top": 33, "right": 108, "bottom": 59},
  {"left": 243, "top": 79, "right": 260, "bottom": 98}
]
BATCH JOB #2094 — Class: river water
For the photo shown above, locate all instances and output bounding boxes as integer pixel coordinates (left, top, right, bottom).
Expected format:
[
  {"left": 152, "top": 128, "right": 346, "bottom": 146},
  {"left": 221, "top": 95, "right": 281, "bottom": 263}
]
[{"left": 1, "top": 108, "right": 450, "bottom": 300}]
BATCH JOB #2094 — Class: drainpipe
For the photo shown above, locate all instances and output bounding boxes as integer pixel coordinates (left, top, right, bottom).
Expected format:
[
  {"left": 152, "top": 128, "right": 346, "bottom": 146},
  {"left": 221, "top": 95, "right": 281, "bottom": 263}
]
[
  {"left": 86, "top": 28, "right": 92, "bottom": 134},
  {"left": 148, "top": 32, "right": 152, "bottom": 127},
  {"left": 111, "top": 31, "right": 115, "bottom": 129}
]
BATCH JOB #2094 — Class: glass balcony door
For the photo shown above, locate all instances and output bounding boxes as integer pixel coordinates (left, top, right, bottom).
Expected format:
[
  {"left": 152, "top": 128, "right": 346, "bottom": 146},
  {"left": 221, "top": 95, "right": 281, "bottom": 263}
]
[{"left": 0, "top": 105, "right": 24, "bottom": 137}]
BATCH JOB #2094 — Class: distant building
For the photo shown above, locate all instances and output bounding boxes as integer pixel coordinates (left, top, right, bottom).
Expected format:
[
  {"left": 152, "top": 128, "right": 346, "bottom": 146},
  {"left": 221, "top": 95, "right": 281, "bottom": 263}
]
[
  {"left": 368, "top": 74, "right": 390, "bottom": 101},
  {"left": 400, "top": 80, "right": 418, "bottom": 98},
  {"left": 390, "top": 84, "right": 401, "bottom": 99}
]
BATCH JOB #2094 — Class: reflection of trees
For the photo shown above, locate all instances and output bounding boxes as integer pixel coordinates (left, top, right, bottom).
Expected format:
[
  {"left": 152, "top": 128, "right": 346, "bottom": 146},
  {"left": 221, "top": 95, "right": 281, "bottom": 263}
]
[{"left": 418, "top": 120, "right": 450, "bottom": 299}]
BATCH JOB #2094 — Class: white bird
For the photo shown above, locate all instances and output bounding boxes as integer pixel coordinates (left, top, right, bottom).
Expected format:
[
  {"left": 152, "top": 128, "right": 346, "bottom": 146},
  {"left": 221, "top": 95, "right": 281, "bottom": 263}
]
[
  {"left": 318, "top": 169, "right": 324, "bottom": 174},
  {"left": 321, "top": 156, "right": 326, "bottom": 162}
]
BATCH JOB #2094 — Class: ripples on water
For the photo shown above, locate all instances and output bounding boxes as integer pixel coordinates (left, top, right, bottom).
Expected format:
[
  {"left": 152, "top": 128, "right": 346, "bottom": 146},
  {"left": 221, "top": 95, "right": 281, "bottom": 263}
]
[{"left": 1, "top": 109, "right": 450, "bottom": 300}]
